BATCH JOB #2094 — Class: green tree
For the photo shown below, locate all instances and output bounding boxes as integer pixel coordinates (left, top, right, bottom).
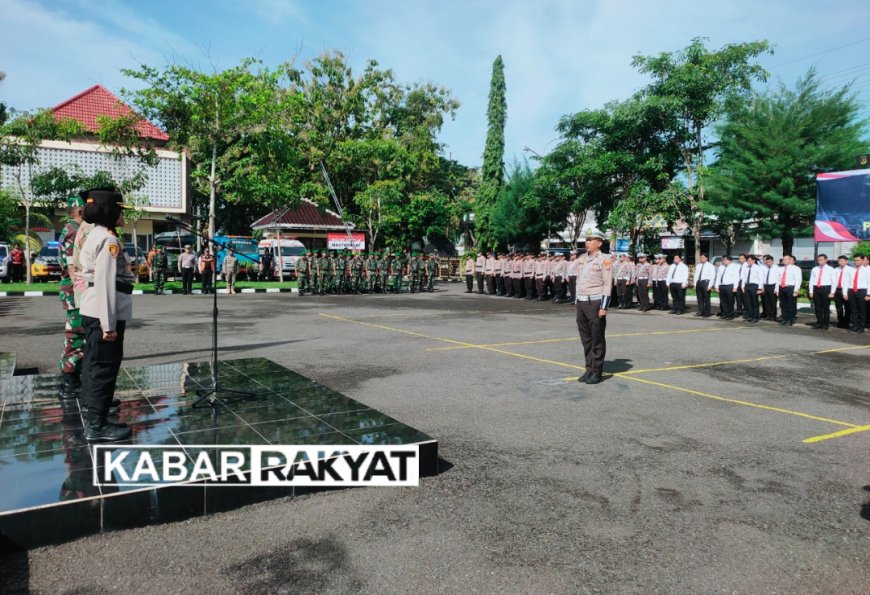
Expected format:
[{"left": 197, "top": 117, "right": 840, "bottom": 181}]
[
  {"left": 491, "top": 161, "right": 546, "bottom": 250},
  {"left": 632, "top": 37, "right": 772, "bottom": 262},
  {"left": 605, "top": 182, "right": 688, "bottom": 255},
  {"left": 476, "top": 55, "right": 507, "bottom": 250},
  {"left": 123, "top": 59, "right": 291, "bottom": 241},
  {"left": 0, "top": 110, "right": 84, "bottom": 282},
  {"left": 708, "top": 70, "right": 868, "bottom": 255}
]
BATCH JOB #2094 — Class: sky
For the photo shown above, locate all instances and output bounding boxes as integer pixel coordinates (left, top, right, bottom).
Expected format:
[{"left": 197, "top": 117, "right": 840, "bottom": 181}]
[{"left": 2, "top": 0, "right": 870, "bottom": 168}]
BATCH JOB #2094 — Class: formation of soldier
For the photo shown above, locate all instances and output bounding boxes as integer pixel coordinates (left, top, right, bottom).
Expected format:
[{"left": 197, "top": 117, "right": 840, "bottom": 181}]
[{"left": 295, "top": 250, "right": 439, "bottom": 296}]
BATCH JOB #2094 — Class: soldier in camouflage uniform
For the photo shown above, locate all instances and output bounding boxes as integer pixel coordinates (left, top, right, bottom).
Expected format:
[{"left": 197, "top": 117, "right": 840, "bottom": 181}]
[
  {"left": 151, "top": 246, "right": 168, "bottom": 295},
  {"left": 377, "top": 253, "right": 388, "bottom": 293},
  {"left": 350, "top": 252, "right": 363, "bottom": 293},
  {"left": 364, "top": 252, "right": 376, "bottom": 293},
  {"left": 296, "top": 250, "right": 311, "bottom": 296},
  {"left": 321, "top": 251, "right": 335, "bottom": 294},
  {"left": 58, "top": 196, "right": 87, "bottom": 409},
  {"left": 426, "top": 253, "right": 438, "bottom": 291},
  {"left": 311, "top": 251, "right": 321, "bottom": 296},
  {"left": 408, "top": 254, "right": 419, "bottom": 293},
  {"left": 391, "top": 252, "right": 405, "bottom": 293}
]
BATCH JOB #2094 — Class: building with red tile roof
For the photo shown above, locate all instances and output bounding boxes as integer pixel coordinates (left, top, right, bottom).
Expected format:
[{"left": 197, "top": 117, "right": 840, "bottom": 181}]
[
  {"left": 51, "top": 84, "right": 169, "bottom": 143},
  {"left": 252, "top": 199, "right": 361, "bottom": 249}
]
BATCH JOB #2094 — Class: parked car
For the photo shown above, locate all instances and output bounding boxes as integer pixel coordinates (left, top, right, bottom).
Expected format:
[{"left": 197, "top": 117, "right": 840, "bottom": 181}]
[
  {"left": 0, "top": 244, "right": 9, "bottom": 282},
  {"left": 30, "top": 241, "right": 62, "bottom": 282},
  {"left": 258, "top": 239, "right": 306, "bottom": 280},
  {"left": 124, "top": 244, "right": 150, "bottom": 282}
]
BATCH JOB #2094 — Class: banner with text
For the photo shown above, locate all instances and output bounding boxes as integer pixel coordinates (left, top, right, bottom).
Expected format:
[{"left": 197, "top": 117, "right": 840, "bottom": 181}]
[
  {"left": 327, "top": 232, "right": 366, "bottom": 250},
  {"left": 815, "top": 169, "right": 870, "bottom": 242}
]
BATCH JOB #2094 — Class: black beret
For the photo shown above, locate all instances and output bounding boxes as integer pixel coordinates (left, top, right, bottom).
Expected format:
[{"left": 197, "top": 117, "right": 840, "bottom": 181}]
[{"left": 80, "top": 187, "right": 123, "bottom": 206}]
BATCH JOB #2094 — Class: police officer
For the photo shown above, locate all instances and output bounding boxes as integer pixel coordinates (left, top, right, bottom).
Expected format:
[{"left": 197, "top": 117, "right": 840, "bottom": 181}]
[
  {"left": 57, "top": 195, "right": 87, "bottom": 411},
  {"left": 151, "top": 245, "right": 168, "bottom": 295},
  {"left": 178, "top": 244, "right": 196, "bottom": 294},
  {"left": 223, "top": 247, "right": 240, "bottom": 295},
  {"left": 78, "top": 188, "right": 134, "bottom": 442},
  {"left": 634, "top": 253, "right": 652, "bottom": 311},
  {"left": 575, "top": 228, "right": 612, "bottom": 385}
]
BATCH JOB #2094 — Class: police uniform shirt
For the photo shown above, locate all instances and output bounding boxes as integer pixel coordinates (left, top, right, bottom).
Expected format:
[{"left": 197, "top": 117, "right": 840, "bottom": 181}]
[
  {"left": 575, "top": 252, "right": 613, "bottom": 308},
  {"left": 636, "top": 262, "right": 651, "bottom": 279},
  {"left": 553, "top": 259, "right": 566, "bottom": 277},
  {"left": 523, "top": 258, "right": 534, "bottom": 278},
  {"left": 808, "top": 264, "right": 836, "bottom": 290},
  {"left": 494, "top": 258, "right": 504, "bottom": 275},
  {"left": 567, "top": 257, "right": 579, "bottom": 277},
  {"left": 615, "top": 260, "right": 634, "bottom": 280},
  {"left": 178, "top": 251, "right": 197, "bottom": 270},
  {"left": 223, "top": 254, "right": 239, "bottom": 274},
  {"left": 79, "top": 225, "right": 134, "bottom": 332},
  {"left": 485, "top": 256, "right": 495, "bottom": 275},
  {"left": 464, "top": 258, "right": 474, "bottom": 275},
  {"left": 475, "top": 254, "right": 486, "bottom": 273},
  {"left": 534, "top": 258, "right": 546, "bottom": 278}
]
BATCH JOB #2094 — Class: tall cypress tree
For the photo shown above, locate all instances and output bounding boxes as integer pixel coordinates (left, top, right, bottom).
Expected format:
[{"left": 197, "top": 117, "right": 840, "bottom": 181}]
[{"left": 476, "top": 55, "right": 506, "bottom": 250}]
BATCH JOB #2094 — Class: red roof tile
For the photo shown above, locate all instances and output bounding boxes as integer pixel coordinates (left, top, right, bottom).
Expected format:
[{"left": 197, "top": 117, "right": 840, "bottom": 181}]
[
  {"left": 251, "top": 199, "right": 353, "bottom": 230},
  {"left": 51, "top": 84, "right": 169, "bottom": 142}
]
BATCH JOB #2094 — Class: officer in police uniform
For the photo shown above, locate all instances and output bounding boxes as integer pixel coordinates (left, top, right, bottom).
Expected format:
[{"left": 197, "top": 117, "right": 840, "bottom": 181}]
[
  {"left": 575, "top": 228, "right": 612, "bottom": 385},
  {"left": 78, "top": 188, "right": 134, "bottom": 442}
]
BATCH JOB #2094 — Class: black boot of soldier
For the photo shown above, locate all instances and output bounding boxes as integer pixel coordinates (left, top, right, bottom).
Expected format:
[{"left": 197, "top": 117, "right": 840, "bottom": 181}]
[
  {"left": 58, "top": 372, "right": 82, "bottom": 400},
  {"left": 80, "top": 399, "right": 122, "bottom": 416},
  {"left": 83, "top": 408, "right": 131, "bottom": 442}
]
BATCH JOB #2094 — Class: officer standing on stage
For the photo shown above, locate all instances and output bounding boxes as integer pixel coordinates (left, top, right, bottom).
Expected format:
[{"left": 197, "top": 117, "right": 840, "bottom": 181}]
[
  {"left": 151, "top": 245, "right": 168, "bottom": 295},
  {"left": 57, "top": 195, "right": 87, "bottom": 411},
  {"left": 575, "top": 228, "right": 612, "bottom": 385},
  {"left": 78, "top": 188, "right": 134, "bottom": 442}
]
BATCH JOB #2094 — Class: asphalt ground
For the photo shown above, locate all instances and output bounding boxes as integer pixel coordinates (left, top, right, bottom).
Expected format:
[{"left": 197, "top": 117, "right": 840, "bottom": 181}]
[{"left": 1, "top": 283, "right": 869, "bottom": 593}]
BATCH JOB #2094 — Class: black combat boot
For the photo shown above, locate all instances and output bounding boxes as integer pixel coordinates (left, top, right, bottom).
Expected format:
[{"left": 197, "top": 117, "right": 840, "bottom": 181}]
[{"left": 83, "top": 411, "right": 132, "bottom": 442}]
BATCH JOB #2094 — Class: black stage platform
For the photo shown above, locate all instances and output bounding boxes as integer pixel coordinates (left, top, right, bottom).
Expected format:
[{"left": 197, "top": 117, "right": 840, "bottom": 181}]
[{"left": 0, "top": 358, "right": 437, "bottom": 551}]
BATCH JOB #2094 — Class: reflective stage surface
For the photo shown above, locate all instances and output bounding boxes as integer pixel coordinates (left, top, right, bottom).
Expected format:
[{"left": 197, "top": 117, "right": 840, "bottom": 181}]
[{"left": 0, "top": 358, "right": 437, "bottom": 550}]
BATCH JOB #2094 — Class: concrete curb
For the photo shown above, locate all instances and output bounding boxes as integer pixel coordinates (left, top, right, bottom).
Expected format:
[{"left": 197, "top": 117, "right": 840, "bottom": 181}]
[{"left": 0, "top": 287, "right": 298, "bottom": 297}]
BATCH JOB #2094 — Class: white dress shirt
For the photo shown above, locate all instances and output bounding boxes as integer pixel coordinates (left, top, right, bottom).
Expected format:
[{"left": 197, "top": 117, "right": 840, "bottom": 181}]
[
  {"left": 666, "top": 262, "right": 689, "bottom": 286},
  {"left": 835, "top": 265, "right": 854, "bottom": 297},
  {"left": 808, "top": 264, "right": 837, "bottom": 294},
  {"left": 737, "top": 262, "right": 750, "bottom": 288},
  {"left": 847, "top": 265, "right": 870, "bottom": 294},
  {"left": 775, "top": 264, "right": 802, "bottom": 294},
  {"left": 747, "top": 263, "right": 766, "bottom": 285},
  {"left": 763, "top": 264, "right": 781, "bottom": 285},
  {"left": 717, "top": 262, "right": 740, "bottom": 287},
  {"left": 694, "top": 261, "right": 715, "bottom": 286}
]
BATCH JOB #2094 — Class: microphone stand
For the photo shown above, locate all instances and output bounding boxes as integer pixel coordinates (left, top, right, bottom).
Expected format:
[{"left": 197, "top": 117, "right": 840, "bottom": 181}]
[{"left": 165, "top": 217, "right": 263, "bottom": 410}]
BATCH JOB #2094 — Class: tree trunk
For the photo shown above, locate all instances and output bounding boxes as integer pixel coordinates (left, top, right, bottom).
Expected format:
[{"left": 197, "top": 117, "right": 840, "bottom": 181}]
[
  {"left": 692, "top": 220, "right": 702, "bottom": 264},
  {"left": 276, "top": 225, "right": 284, "bottom": 283},
  {"left": 24, "top": 203, "right": 32, "bottom": 284}
]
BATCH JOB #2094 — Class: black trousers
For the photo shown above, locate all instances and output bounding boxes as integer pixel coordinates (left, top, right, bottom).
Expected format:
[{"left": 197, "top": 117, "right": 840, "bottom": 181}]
[
  {"left": 656, "top": 281, "right": 670, "bottom": 310},
  {"left": 636, "top": 279, "right": 650, "bottom": 309},
  {"left": 525, "top": 278, "right": 535, "bottom": 299},
  {"left": 576, "top": 301, "right": 606, "bottom": 376},
  {"left": 476, "top": 272, "right": 484, "bottom": 294},
  {"left": 496, "top": 275, "right": 504, "bottom": 295},
  {"left": 11, "top": 263, "right": 24, "bottom": 282},
  {"left": 616, "top": 279, "right": 630, "bottom": 307},
  {"left": 486, "top": 274, "right": 495, "bottom": 294},
  {"left": 202, "top": 269, "right": 213, "bottom": 293},
  {"left": 849, "top": 289, "right": 867, "bottom": 329},
  {"left": 735, "top": 287, "right": 745, "bottom": 314},
  {"left": 81, "top": 316, "right": 125, "bottom": 424},
  {"left": 719, "top": 284, "right": 734, "bottom": 317},
  {"left": 181, "top": 267, "right": 194, "bottom": 294},
  {"left": 568, "top": 276, "right": 577, "bottom": 303},
  {"left": 745, "top": 283, "right": 759, "bottom": 320},
  {"left": 834, "top": 290, "right": 851, "bottom": 327},
  {"left": 465, "top": 274, "right": 474, "bottom": 292},
  {"left": 779, "top": 286, "right": 797, "bottom": 322},
  {"left": 554, "top": 276, "right": 563, "bottom": 300},
  {"left": 669, "top": 283, "right": 686, "bottom": 312},
  {"left": 695, "top": 280, "right": 711, "bottom": 316},
  {"left": 812, "top": 286, "right": 832, "bottom": 326},
  {"left": 763, "top": 284, "right": 778, "bottom": 319}
]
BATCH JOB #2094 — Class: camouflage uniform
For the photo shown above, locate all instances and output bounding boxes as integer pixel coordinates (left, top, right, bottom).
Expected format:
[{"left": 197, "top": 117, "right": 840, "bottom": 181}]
[
  {"left": 392, "top": 253, "right": 405, "bottom": 293},
  {"left": 151, "top": 248, "right": 168, "bottom": 294},
  {"left": 366, "top": 254, "right": 378, "bottom": 293},
  {"left": 297, "top": 252, "right": 311, "bottom": 295},
  {"left": 351, "top": 254, "right": 363, "bottom": 293},
  {"left": 426, "top": 255, "right": 437, "bottom": 291},
  {"left": 59, "top": 211, "right": 85, "bottom": 378},
  {"left": 336, "top": 253, "right": 347, "bottom": 294},
  {"left": 311, "top": 251, "right": 321, "bottom": 295}
]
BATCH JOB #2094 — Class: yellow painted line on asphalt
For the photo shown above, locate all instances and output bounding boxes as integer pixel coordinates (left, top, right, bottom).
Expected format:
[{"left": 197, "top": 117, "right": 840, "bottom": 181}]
[
  {"left": 802, "top": 424, "right": 870, "bottom": 444},
  {"left": 615, "top": 374, "right": 860, "bottom": 429},
  {"left": 427, "top": 326, "right": 745, "bottom": 352},
  {"left": 320, "top": 313, "right": 587, "bottom": 372},
  {"left": 321, "top": 312, "right": 866, "bottom": 435}
]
